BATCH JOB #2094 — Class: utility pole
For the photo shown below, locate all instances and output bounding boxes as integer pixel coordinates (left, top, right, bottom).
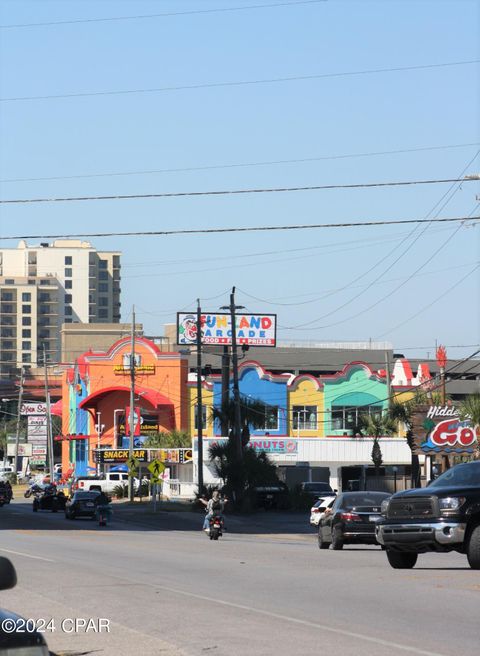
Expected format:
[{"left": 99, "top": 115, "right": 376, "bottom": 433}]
[
  {"left": 222, "top": 287, "right": 244, "bottom": 461},
  {"left": 221, "top": 346, "right": 230, "bottom": 437},
  {"left": 129, "top": 307, "right": 136, "bottom": 502},
  {"left": 13, "top": 367, "right": 25, "bottom": 479},
  {"left": 43, "top": 345, "right": 54, "bottom": 484},
  {"left": 196, "top": 300, "right": 204, "bottom": 493}
]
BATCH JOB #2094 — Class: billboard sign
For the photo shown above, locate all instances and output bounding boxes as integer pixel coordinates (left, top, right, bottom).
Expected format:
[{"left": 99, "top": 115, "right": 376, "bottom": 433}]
[
  {"left": 177, "top": 312, "right": 277, "bottom": 347},
  {"left": 413, "top": 405, "right": 478, "bottom": 455}
]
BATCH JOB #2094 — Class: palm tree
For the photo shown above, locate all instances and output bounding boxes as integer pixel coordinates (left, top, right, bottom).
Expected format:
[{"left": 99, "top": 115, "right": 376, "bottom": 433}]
[
  {"left": 208, "top": 439, "right": 280, "bottom": 505},
  {"left": 358, "top": 413, "right": 397, "bottom": 477},
  {"left": 211, "top": 396, "right": 277, "bottom": 447},
  {"left": 388, "top": 399, "right": 421, "bottom": 487},
  {"left": 458, "top": 393, "right": 480, "bottom": 459},
  {"left": 143, "top": 430, "right": 191, "bottom": 448}
]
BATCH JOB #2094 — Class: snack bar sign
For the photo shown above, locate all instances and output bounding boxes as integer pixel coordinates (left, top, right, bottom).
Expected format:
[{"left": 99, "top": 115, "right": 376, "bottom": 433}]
[{"left": 177, "top": 313, "right": 277, "bottom": 347}]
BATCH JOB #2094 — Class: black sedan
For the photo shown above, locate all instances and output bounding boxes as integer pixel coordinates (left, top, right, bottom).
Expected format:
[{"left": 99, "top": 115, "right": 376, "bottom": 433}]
[
  {"left": 318, "top": 491, "right": 390, "bottom": 550},
  {"left": 65, "top": 491, "right": 101, "bottom": 519},
  {"left": 32, "top": 489, "right": 67, "bottom": 513}
]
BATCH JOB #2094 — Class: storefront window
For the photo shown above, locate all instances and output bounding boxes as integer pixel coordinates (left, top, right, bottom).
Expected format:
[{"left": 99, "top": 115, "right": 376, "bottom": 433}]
[
  {"left": 331, "top": 405, "right": 382, "bottom": 431},
  {"left": 292, "top": 406, "right": 317, "bottom": 430}
]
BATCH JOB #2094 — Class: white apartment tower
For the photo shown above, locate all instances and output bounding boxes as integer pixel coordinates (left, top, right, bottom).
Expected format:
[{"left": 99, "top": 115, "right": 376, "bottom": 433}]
[{"left": 0, "top": 240, "right": 121, "bottom": 374}]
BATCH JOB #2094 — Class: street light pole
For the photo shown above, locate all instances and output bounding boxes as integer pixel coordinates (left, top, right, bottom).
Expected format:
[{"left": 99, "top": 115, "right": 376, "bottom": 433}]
[
  {"left": 129, "top": 307, "right": 136, "bottom": 502},
  {"left": 13, "top": 367, "right": 25, "bottom": 479},
  {"left": 196, "top": 299, "right": 204, "bottom": 493}
]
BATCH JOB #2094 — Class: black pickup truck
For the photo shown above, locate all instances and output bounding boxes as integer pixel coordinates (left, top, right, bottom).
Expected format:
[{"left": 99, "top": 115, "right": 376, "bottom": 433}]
[{"left": 376, "top": 461, "right": 480, "bottom": 569}]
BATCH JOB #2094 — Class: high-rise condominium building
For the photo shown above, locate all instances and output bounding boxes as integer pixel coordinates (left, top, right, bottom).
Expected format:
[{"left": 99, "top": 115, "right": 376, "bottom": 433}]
[{"left": 0, "top": 240, "right": 121, "bottom": 375}]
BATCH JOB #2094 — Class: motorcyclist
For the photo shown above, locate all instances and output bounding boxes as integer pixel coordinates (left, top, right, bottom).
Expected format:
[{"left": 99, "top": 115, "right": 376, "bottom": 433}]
[
  {"left": 95, "top": 491, "right": 112, "bottom": 522},
  {"left": 202, "top": 490, "right": 226, "bottom": 532}
]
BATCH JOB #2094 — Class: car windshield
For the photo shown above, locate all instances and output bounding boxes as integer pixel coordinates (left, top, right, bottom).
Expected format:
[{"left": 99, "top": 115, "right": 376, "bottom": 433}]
[
  {"left": 429, "top": 462, "right": 480, "bottom": 488},
  {"left": 342, "top": 493, "right": 390, "bottom": 509}
]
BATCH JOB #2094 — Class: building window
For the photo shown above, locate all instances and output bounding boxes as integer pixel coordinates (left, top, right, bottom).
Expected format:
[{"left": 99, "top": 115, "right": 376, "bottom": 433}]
[
  {"left": 194, "top": 405, "right": 207, "bottom": 430},
  {"left": 1, "top": 292, "right": 13, "bottom": 301},
  {"left": 65, "top": 256, "right": 72, "bottom": 265},
  {"left": 112, "top": 255, "right": 120, "bottom": 267},
  {"left": 98, "top": 270, "right": 108, "bottom": 281},
  {"left": 39, "top": 279, "right": 50, "bottom": 285},
  {"left": 22, "top": 293, "right": 31, "bottom": 302},
  {"left": 65, "top": 280, "right": 72, "bottom": 289},
  {"left": 22, "top": 317, "right": 31, "bottom": 326},
  {"left": 22, "top": 305, "right": 31, "bottom": 314},
  {"left": 27, "top": 252, "right": 37, "bottom": 264},
  {"left": 64, "top": 318, "right": 72, "bottom": 323},
  {"left": 64, "top": 306, "right": 73, "bottom": 316},
  {"left": 2, "top": 341, "right": 14, "bottom": 349},
  {"left": 99, "top": 283, "right": 108, "bottom": 292},
  {"left": 331, "top": 405, "right": 382, "bottom": 432},
  {"left": 263, "top": 407, "right": 279, "bottom": 431},
  {"left": 5, "top": 279, "right": 14, "bottom": 284},
  {"left": 98, "top": 309, "right": 108, "bottom": 318},
  {"left": 292, "top": 406, "right": 317, "bottom": 431},
  {"left": 1, "top": 304, "right": 14, "bottom": 313},
  {"left": 22, "top": 329, "right": 31, "bottom": 338},
  {"left": 64, "top": 268, "right": 73, "bottom": 277},
  {"left": 98, "top": 297, "right": 108, "bottom": 307},
  {"left": 99, "top": 260, "right": 108, "bottom": 269},
  {"left": 22, "top": 353, "right": 32, "bottom": 363},
  {"left": 22, "top": 341, "right": 31, "bottom": 350},
  {"left": 65, "top": 294, "right": 72, "bottom": 303}
]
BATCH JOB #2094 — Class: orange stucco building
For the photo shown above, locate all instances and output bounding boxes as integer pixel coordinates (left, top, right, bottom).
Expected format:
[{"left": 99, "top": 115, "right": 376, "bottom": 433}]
[{"left": 59, "top": 337, "right": 188, "bottom": 476}]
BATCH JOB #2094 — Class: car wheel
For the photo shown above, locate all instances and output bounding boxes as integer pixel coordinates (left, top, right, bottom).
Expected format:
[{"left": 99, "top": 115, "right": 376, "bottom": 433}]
[
  {"left": 331, "top": 528, "right": 344, "bottom": 551},
  {"left": 386, "top": 550, "right": 418, "bottom": 569},
  {"left": 318, "top": 528, "right": 329, "bottom": 550},
  {"left": 467, "top": 524, "right": 480, "bottom": 569}
]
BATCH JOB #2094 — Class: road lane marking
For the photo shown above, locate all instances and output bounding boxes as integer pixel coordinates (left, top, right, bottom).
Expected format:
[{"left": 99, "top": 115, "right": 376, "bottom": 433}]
[
  {"left": 155, "top": 584, "right": 445, "bottom": 656},
  {"left": 0, "top": 548, "right": 55, "bottom": 563}
]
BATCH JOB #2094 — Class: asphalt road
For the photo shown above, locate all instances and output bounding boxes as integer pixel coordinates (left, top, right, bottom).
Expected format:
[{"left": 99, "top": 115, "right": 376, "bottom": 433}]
[{"left": 0, "top": 498, "right": 478, "bottom": 656}]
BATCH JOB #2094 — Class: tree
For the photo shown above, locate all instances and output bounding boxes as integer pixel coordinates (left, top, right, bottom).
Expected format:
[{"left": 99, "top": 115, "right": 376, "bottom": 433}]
[
  {"left": 458, "top": 393, "right": 480, "bottom": 459},
  {"left": 211, "top": 396, "right": 276, "bottom": 447},
  {"left": 143, "top": 430, "right": 191, "bottom": 448},
  {"left": 358, "top": 413, "right": 396, "bottom": 478},
  {"left": 208, "top": 439, "right": 280, "bottom": 507},
  {"left": 371, "top": 438, "right": 383, "bottom": 474}
]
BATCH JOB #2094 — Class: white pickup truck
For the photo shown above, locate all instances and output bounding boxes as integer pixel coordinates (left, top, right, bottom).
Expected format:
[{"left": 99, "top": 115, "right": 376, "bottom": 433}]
[{"left": 73, "top": 472, "right": 130, "bottom": 494}]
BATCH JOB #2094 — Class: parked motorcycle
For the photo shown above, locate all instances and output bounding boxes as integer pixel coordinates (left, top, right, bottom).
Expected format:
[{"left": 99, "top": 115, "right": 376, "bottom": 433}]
[{"left": 208, "top": 513, "right": 224, "bottom": 540}]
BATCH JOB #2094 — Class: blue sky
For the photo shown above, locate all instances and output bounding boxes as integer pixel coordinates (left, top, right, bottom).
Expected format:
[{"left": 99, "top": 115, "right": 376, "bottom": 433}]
[{"left": 0, "top": 0, "right": 479, "bottom": 360}]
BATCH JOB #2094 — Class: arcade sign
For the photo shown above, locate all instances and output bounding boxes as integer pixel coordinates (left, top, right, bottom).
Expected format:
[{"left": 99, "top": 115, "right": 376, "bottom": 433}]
[{"left": 177, "top": 312, "right": 277, "bottom": 347}]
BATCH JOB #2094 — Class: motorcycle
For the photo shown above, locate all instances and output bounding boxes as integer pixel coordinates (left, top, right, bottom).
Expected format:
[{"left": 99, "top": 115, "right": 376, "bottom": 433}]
[
  {"left": 208, "top": 512, "right": 224, "bottom": 541},
  {"left": 96, "top": 504, "right": 111, "bottom": 527},
  {"left": 24, "top": 484, "right": 44, "bottom": 499},
  {"left": 0, "top": 492, "right": 6, "bottom": 507}
]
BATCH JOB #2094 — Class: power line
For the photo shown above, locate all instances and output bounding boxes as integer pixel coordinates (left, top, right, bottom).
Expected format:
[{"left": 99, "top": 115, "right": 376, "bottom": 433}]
[
  {"left": 1, "top": 215, "right": 478, "bottom": 242},
  {"left": 0, "top": 1, "right": 326, "bottom": 29},
  {"left": 3, "top": 142, "right": 478, "bottom": 184},
  {"left": 1, "top": 60, "right": 477, "bottom": 103},
  {"left": 375, "top": 263, "right": 480, "bottom": 338},
  {"left": 1, "top": 176, "right": 478, "bottom": 205}
]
